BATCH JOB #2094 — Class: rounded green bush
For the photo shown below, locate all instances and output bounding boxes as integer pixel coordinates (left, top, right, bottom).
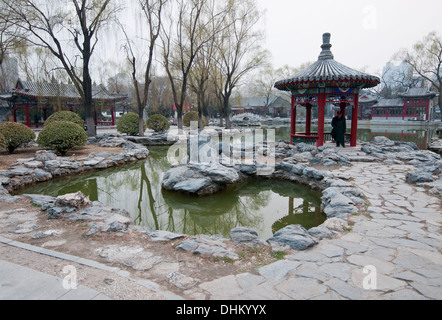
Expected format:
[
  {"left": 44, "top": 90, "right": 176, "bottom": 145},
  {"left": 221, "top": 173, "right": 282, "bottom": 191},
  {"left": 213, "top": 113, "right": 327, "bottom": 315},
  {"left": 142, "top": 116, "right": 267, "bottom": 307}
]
[
  {"left": 117, "top": 113, "right": 146, "bottom": 136},
  {"left": 0, "top": 122, "right": 36, "bottom": 154},
  {"left": 44, "top": 111, "right": 85, "bottom": 129},
  {"left": 183, "top": 111, "right": 208, "bottom": 128},
  {"left": 146, "top": 114, "right": 170, "bottom": 132},
  {"left": 37, "top": 121, "right": 87, "bottom": 156},
  {"left": 0, "top": 133, "right": 6, "bottom": 152}
]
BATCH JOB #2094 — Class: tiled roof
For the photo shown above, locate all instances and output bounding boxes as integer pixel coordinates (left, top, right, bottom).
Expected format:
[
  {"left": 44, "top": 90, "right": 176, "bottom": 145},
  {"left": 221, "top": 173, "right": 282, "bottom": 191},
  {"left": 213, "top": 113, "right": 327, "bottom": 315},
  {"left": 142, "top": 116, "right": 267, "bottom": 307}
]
[
  {"left": 13, "top": 80, "right": 126, "bottom": 101},
  {"left": 373, "top": 98, "right": 404, "bottom": 107},
  {"left": 398, "top": 88, "right": 437, "bottom": 98},
  {"left": 275, "top": 34, "right": 380, "bottom": 91}
]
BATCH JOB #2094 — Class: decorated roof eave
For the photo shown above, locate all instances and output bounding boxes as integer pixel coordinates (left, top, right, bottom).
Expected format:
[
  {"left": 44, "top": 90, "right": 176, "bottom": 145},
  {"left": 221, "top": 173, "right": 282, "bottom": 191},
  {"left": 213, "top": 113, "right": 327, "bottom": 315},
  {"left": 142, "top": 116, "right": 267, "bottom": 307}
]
[{"left": 274, "top": 79, "right": 380, "bottom": 92}]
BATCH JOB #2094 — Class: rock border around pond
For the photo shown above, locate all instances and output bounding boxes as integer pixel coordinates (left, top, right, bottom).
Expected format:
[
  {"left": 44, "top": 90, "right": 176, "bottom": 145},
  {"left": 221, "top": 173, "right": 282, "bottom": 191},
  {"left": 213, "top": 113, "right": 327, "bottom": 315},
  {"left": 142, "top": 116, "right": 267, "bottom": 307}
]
[
  {"left": 0, "top": 135, "right": 149, "bottom": 195},
  {"left": 1, "top": 134, "right": 441, "bottom": 259}
]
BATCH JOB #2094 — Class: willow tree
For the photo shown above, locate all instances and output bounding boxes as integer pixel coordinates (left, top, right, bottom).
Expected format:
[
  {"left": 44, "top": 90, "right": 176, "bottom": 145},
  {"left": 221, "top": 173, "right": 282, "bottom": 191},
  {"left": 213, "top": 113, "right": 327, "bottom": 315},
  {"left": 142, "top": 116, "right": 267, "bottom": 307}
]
[
  {"left": 396, "top": 31, "right": 442, "bottom": 113},
  {"left": 5, "top": 0, "right": 119, "bottom": 137},
  {"left": 212, "top": 0, "right": 267, "bottom": 129}
]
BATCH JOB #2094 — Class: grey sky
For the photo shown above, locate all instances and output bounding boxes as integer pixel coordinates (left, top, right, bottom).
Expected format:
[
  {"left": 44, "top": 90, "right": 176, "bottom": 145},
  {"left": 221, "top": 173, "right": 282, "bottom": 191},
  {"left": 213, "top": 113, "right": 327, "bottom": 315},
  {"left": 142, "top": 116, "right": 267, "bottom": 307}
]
[{"left": 257, "top": 0, "right": 442, "bottom": 76}]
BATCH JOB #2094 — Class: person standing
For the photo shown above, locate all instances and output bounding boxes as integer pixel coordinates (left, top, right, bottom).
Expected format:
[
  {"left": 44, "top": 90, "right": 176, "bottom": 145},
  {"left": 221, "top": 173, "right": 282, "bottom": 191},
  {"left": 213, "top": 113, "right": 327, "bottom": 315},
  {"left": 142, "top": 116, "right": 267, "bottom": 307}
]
[{"left": 332, "top": 111, "right": 346, "bottom": 148}]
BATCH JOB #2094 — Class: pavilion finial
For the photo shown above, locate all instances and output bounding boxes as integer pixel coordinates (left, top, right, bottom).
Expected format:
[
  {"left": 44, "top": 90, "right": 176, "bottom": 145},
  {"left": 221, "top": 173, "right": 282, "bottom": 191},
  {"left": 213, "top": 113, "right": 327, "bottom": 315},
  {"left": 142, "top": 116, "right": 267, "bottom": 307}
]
[{"left": 319, "top": 33, "right": 334, "bottom": 60}]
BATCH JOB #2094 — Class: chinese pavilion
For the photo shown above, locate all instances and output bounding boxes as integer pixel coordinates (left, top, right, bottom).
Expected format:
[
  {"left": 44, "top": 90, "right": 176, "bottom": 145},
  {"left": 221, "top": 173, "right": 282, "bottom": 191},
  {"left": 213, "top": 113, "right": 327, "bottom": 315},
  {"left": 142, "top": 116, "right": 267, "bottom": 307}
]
[
  {"left": 274, "top": 33, "right": 381, "bottom": 147},
  {"left": 1, "top": 80, "right": 127, "bottom": 128}
]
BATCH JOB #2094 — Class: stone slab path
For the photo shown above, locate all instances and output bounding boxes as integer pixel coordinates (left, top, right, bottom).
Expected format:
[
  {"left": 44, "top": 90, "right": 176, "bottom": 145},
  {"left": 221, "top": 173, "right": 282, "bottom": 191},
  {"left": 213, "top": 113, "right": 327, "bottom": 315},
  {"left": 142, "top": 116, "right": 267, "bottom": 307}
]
[{"left": 190, "top": 162, "right": 442, "bottom": 300}]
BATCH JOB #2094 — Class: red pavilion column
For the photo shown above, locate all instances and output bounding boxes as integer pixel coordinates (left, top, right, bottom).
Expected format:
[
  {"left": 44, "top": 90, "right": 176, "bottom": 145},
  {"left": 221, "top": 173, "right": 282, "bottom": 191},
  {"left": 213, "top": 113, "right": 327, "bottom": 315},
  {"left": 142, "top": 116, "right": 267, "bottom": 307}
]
[
  {"left": 316, "top": 92, "right": 326, "bottom": 147},
  {"left": 306, "top": 104, "right": 312, "bottom": 135},
  {"left": 25, "top": 103, "right": 30, "bottom": 127},
  {"left": 290, "top": 94, "right": 296, "bottom": 144},
  {"left": 351, "top": 94, "right": 359, "bottom": 147}
]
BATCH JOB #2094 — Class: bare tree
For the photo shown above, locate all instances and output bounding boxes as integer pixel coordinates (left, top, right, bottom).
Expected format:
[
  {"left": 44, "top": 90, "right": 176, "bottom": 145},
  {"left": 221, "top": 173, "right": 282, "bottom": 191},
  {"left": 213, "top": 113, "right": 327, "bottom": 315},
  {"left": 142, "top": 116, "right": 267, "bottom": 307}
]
[
  {"left": 396, "top": 31, "right": 442, "bottom": 110},
  {"left": 160, "top": 0, "right": 226, "bottom": 130},
  {"left": 120, "top": 0, "right": 167, "bottom": 136},
  {"left": 213, "top": 0, "right": 267, "bottom": 129},
  {"left": 5, "top": 0, "right": 119, "bottom": 136}
]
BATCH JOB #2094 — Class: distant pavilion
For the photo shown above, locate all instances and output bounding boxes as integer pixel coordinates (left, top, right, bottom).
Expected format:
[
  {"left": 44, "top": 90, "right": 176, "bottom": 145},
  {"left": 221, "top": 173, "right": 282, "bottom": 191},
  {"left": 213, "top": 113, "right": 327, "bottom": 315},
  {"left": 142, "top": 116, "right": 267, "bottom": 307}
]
[
  {"left": 275, "top": 33, "right": 381, "bottom": 147},
  {"left": 0, "top": 80, "right": 127, "bottom": 128}
]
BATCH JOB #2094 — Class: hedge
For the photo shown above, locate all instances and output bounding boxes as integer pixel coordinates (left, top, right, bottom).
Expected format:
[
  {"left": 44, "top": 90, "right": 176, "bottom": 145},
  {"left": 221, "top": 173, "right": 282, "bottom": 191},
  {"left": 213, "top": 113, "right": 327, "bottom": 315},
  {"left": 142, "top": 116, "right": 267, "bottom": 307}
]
[
  {"left": 146, "top": 114, "right": 170, "bottom": 132},
  {"left": 44, "top": 111, "right": 85, "bottom": 128},
  {"left": 0, "top": 122, "right": 36, "bottom": 154},
  {"left": 37, "top": 121, "right": 88, "bottom": 156},
  {"left": 117, "top": 113, "right": 146, "bottom": 136},
  {"left": 183, "top": 111, "right": 208, "bottom": 128},
  {"left": 0, "top": 133, "right": 6, "bottom": 152}
]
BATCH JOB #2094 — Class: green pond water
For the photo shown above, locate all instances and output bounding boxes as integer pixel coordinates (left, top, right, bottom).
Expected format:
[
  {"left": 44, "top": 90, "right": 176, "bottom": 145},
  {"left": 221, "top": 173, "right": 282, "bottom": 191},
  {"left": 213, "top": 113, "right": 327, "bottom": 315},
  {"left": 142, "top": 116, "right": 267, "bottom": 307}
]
[{"left": 19, "top": 146, "right": 327, "bottom": 240}]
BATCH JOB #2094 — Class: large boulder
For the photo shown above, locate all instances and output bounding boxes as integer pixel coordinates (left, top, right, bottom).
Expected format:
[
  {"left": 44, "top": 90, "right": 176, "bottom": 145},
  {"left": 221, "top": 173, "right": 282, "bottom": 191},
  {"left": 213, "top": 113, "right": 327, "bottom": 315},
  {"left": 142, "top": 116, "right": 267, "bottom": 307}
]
[
  {"left": 267, "top": 225, "right": 318, "bottom": 251},
  {"left": 162, "top": 163, "right": 240, "bottom": 196}
]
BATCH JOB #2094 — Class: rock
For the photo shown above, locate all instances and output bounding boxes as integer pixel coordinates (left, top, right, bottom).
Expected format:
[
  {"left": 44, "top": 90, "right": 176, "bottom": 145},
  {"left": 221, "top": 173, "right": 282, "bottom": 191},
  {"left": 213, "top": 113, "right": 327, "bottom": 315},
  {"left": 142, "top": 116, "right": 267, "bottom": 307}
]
[
  {"left": 24, "top": 194, "right": 56, "bottom": 207},
  {"left": 173, "top": 178, "right": 212, "bottom": 193},
  {"left": 176, "top": 236, "right": 239, "bottom": 260},
  {"left": 0, "top": 185, "right": 8, "bottom": 195},
  {"left": 230, "top": 227, "right": 267, "bottom": 247},
  {"left": 0, "top": 195, "right": 21, "bottom": 202},
  {"left": 162, "top": 163, "right": 240, "bottom": 196},
  {"left": 146, "top": 230, "right": 185, "bottom": 242},
  {"left": 24, "top": 161, "right": 44, "bottom": 169},
  {"left": 322, "top": 218, "right": 349, "bottom": 232},
  {"left": 406, "top": 171, "right": 435, "bottom": 184},
  {"left": 55, "top": 192, "right": 91, "bottom": 209},
  {"left": 373, "top": 136, "right": 395, "bottom": 147},
  {"left": 267, "top": 225, "right": 318, "bottom": 251},
  {"left": 32, "top": 229, "right": 62, "bottom": 239},
  {"left": 35, "top": 150, "right": 57, "bottom": 161},
  {"left": 33, "top": 169, "right": 52, "bottom": 182},
  {"left": 303, "top": 167, "right": 325, "bottom": 181},
  {"left": 308, "top": 225, "right": 336, "bottom": 240}
]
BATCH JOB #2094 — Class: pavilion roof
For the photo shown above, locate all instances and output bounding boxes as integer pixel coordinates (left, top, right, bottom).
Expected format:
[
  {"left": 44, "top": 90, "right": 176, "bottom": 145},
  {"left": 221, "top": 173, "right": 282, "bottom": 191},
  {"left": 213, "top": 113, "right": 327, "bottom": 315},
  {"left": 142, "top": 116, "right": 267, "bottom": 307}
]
[{"left": 274, "top": 33, "right": 380, "bottom": 91}]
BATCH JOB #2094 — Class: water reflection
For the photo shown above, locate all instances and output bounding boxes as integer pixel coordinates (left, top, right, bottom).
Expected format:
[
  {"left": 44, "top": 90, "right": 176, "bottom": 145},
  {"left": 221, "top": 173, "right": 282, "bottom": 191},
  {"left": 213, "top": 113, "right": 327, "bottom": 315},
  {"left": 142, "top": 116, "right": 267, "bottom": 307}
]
[
  {"left": 20, "top": 146, "right": 326, "bottom": 240},
  {"left": 263, "top": 124, "right": 437, "bottom": 149}
]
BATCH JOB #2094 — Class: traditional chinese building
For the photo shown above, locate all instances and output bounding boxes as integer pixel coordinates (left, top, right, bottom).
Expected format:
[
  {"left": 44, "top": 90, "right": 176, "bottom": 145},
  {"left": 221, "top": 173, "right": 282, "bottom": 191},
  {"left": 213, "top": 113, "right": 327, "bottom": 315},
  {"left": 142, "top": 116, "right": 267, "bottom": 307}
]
[
  {"left": 0, "top": 80, "right": 128, "bottom": 128},
  {"left": 359, "top": 88, "right": 437, "bottom": 121},
  {"left": 274, "top": 33, "right": 380, "bottom": 147},
  {"left": 231, "top": 95, "right": 291, "bottom": 117}
]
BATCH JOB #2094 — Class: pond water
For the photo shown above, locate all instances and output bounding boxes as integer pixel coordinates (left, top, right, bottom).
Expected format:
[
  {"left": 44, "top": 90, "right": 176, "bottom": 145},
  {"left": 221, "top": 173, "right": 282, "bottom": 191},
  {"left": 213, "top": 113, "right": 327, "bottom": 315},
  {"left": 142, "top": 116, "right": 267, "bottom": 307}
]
[{"left": 20, "top": 146, "right": 327, "bottom": 240}]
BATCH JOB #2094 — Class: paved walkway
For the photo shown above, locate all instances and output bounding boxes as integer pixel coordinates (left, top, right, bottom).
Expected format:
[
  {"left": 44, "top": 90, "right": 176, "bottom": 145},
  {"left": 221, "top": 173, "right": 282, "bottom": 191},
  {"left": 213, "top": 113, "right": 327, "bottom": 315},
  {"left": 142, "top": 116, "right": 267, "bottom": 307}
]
[
  {"left": 0, "top": 259, "right": 110, "bottom": 300},
  {"left": 191, "top": 162, "right": 442, "bottom": 300}
]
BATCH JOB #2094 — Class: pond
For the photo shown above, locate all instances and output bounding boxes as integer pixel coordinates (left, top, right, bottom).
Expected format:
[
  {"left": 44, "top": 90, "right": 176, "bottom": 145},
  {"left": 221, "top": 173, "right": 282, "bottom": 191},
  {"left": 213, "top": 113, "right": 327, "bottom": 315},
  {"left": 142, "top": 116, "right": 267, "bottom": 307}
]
[{"left": 19, "top": 146, "right": 327, "bottom": 240}]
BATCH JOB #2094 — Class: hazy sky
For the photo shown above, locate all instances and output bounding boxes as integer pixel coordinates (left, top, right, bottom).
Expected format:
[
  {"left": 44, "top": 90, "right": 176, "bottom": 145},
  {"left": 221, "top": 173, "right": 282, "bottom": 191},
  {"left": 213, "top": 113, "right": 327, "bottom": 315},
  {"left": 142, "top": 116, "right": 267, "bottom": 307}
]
[{"left": 256, "top": 0, "right": 442, "bottom": 76}]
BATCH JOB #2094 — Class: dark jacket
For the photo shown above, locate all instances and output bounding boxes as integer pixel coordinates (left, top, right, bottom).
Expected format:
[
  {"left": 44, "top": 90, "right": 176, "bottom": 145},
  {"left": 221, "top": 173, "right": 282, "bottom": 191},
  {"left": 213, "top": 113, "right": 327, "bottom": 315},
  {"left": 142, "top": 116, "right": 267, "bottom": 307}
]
[{"left": 332, "top": 116, "right": 346, "bottom": 143}]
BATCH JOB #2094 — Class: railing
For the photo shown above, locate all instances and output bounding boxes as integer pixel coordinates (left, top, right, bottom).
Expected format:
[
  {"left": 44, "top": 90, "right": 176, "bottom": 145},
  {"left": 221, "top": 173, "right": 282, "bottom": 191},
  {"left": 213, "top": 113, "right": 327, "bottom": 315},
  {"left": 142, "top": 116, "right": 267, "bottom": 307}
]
[{"left": 292, "top": 132, "right": 351, "bottom": 145}]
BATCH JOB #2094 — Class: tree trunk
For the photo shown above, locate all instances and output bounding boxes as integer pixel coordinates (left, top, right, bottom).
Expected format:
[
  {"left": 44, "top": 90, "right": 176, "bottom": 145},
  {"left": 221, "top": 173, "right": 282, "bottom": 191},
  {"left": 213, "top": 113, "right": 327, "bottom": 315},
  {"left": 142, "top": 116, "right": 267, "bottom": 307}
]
[
  {"left": 177, "top": 107, "right": 183, "bottom": 131},
  {"left": 139, "top": 113, "right": 145, "bottom": 137}
]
